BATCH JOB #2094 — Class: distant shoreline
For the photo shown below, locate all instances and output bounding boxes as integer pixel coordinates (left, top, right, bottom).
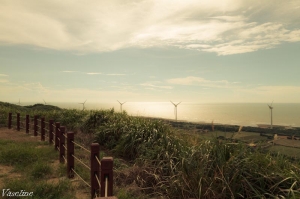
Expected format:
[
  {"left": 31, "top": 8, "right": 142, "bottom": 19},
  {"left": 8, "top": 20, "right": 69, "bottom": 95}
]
[
  {"left": 138, "top": 116, "right": 300, "bottom": 130},
  {"left": 2, "top": 101, "right": 300, "bottom": 129}
]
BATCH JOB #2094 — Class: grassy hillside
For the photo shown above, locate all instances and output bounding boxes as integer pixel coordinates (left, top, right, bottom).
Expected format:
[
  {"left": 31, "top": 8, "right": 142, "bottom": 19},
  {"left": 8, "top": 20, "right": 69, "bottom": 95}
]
[
  {"left": 0, "top": 101, "right": 61, "bottom": 111},
  {"left": 0, "top": 101, "right": 300, "bottom": 198}
]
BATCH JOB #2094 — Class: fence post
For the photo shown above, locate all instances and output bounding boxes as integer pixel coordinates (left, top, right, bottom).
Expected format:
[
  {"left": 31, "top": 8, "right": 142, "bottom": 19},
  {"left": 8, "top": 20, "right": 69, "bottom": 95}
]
[
  {"left": 59, "top": 126, "right": 65, "bottom": 163},
  {"left": 41, "top": 117, "right": 45, "bottom": 141},
  {"left": 91, "top": 143, "right": 100, "bottom": 199},
  {"left": 34, "top": 116, "right": 38, "bottom": 136},
  {"left": 55, "top": 122, "right": 60, "bottom": 151},
  {"left": 26, "top": 115, "right": 29, "bottom": 134},
  {"left": 49, "top": 120, "right": 54, "bottom": 144},
  {"left": 67, "top": 132, "right": 74, "bottom": 178},
  {"left": 17, "top": 113, "right": 20, "bottom": 131},
  {"left": 101, "top": 157, "right": 114, "bottom": 197},
  {"left": 8, "top": 113, "right": 12, "bottom": 129}
]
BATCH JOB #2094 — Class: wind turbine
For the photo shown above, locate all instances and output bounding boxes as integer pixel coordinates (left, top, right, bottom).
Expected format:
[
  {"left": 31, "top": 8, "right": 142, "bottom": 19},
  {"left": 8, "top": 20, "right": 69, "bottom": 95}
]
[
  {"left": 268, "top": 101, "right": 274, "bottom": 129},
  {"left": 16, "top": 99, "right": 21, "bottom": 106},
  {"left": 79, "top": 100, "right": 87, "bottom": 110},
  {"left": 117, "top": 100, "right": 126, "bottom": 112},
  {"left": 170, "top": 101, "right": 181, "bottom": 121},
  {"left": 43, "top": 99, "right": 47, "bottom": 105}
]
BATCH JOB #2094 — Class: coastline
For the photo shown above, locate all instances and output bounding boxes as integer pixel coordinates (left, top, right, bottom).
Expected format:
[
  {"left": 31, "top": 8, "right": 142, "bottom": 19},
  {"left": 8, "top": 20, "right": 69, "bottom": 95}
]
[{"left": 138, "top": 116, "right": 300, "bottom": 136}]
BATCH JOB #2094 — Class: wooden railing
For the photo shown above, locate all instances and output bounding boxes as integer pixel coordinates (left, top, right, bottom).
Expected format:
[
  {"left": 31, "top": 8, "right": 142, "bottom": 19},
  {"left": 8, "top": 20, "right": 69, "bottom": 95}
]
[{"left": 7, "top": 112, "right": 117, "bottom": 199}]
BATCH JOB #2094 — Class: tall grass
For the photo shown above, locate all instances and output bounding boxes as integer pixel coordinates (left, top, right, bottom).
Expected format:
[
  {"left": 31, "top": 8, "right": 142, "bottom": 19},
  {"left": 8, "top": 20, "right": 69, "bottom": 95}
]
[
  {"left": 1, "top": 102, "right": 300, "bottom": 198},
  {"left": 90, "top": 110, "right": 300, "bottom": 198}
]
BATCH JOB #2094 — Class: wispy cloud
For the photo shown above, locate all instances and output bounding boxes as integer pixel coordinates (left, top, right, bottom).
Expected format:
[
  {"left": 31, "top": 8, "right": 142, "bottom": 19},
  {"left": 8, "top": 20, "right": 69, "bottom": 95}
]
[
  {"left": 239, "top": 85, "right": 300, "bottom": 95},
  {"left": 141, "top": 82, "right": 173, "bottom": 90},
  {"left": 234, "top": 85, "right": 300, "bottom": 103},
  {"left": 62, "top": 71, "right": 79, "bottom": 73},
  {"left": 106, "top": 73, "right": 126, "bottom": 76},
  {"left": 167, "top": 76, "right": 231, "bottom": 88},
  {"left": 86, "top": 72, "right": 101, "bottom": 75},
  {"left": 0, "top": 80, "right": 142, "bottom": 103},
  {"left": 0, "top": 0, "right": 299, "bottom": 55},
  {"left": 62, "top": 71, "right": 102, "bottom": 75},
  {"left": 0, "top": 79, "right": 8, "bottom": 83}
]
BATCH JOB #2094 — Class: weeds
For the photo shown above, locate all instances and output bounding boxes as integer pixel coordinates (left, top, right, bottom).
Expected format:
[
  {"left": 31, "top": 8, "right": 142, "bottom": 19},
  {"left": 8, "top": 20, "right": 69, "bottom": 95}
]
[
  {"left": 1, "top": 102, "right": 300, "bottom": 198},
  {"left": 30, "top": 161, "right": 52, "bottom": 179}
]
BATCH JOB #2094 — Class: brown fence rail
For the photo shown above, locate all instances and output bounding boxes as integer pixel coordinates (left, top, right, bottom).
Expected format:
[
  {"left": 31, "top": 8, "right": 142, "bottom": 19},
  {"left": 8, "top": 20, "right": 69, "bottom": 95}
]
[{"left": 7, "top": 113, "right": 117, "bottom": 199}]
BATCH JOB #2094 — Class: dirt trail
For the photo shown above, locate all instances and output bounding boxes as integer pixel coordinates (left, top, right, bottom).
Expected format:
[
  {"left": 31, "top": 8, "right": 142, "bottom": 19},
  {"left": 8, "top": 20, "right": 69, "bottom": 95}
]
[{"left": 0, "top": 127, "right": 41, "bottom": 142}]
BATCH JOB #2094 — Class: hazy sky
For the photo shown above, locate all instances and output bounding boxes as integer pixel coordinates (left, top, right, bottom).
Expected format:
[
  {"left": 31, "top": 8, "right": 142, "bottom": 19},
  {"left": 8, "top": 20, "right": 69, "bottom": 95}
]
[{"left": 1, "top": 0, "right": 300, "bottom": 104}]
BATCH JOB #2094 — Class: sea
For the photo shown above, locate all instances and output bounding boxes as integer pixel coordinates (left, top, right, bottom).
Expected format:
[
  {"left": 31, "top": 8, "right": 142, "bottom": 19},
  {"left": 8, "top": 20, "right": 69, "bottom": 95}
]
[{"left": 33, "top": 102, "right": 300, "bottom": 128}]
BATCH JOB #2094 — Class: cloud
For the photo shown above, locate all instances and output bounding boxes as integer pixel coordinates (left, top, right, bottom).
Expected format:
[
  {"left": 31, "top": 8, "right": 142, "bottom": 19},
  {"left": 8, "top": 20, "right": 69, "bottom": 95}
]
[
  {"left": 239, "top": 85, "right": 300, "bottom": 95},
  {"left": 0, "top": 0, "right": 299, "bottom": 55},
  {"left": 62, "top": 71, "right": 79, "bottom": 73},
  {"left": 0, "top": 74, "right": 9, "bottom": 83},
  {"left": 167, "top": 76, "right": 230, "bottom": 88},
  {"left": 62, "top": 71, "right": 102, "bottom": 75},
  {"left": 0, "top": 80, "right": 142, "bottom": 103},
  {"left": 106, "top": 74, "right": 126, "bottom": 76},
  {"left": 0, "top": 79, "right": 8, "bottom": 83},
  {"left": 234, "top": 85, "right": 300, "bottom": 103},
  {"left": 141, "top": 82, "right": 173, "bottom": 90},
  {"left": 86, "top": 72, "right": 101, "bottom": 75}
]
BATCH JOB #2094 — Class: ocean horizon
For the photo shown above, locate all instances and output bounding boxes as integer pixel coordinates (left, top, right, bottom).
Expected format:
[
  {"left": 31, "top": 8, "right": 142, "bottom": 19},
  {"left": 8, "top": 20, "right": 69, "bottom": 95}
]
[{"left": 19, "top": 102, "right": 300, "bottom": 128}]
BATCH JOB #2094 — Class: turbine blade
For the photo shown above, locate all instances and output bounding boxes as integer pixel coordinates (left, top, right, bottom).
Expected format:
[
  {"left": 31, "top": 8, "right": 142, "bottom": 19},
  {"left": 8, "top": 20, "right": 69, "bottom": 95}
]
[{"left": 170, "top": 101, "right": 175, "bottom": 106}]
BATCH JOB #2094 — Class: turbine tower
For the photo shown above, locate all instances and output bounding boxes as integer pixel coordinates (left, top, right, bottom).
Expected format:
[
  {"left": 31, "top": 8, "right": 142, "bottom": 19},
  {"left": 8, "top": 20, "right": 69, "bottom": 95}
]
[
  {"left": 268, "top": 101, "right": 274, "bottom": 129},
  {"left": 17, "top": 99, "right": 21, "bottom": 106},
  {"left": 117, "top": 100, "right": 126, "bottom": 112},
  {"left": 170, "top": 101, "right": 181, "bottom": 121},
  {"left": 79, "top": 100, "right": 87, "bottom": 110}
]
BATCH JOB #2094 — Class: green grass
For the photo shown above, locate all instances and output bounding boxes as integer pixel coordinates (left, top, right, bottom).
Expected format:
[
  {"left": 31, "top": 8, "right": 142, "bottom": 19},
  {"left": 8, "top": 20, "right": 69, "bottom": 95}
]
[
  {"left": 1, "top": 101, "right": 300, "bottom": 198},
  {"left": 268, "top": 145, "right": 300, "bottom": 159},
  {"left": 0, "top": 141, "right": 56, "bottom": 171},
  {"left": 0, "top": 139, "right": 75, "bottom": 199},
  {"left": 30, "top": 161, "right": 53, "bottom": 179},
  {"left": 3, "top": 178, "right": 73, "bottom": 199}
]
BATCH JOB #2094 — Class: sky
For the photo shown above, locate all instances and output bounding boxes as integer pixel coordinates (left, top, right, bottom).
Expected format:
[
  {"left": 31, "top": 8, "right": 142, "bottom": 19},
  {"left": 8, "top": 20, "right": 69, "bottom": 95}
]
[{"left": 0, "top": 0, "right": 300, "bottom": 105}]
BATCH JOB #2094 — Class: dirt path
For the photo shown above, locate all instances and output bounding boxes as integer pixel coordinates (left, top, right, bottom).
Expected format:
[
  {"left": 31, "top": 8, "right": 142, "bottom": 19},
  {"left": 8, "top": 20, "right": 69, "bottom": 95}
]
[{"left": 0, "top": 127, "right": 41, "bottom": 142}]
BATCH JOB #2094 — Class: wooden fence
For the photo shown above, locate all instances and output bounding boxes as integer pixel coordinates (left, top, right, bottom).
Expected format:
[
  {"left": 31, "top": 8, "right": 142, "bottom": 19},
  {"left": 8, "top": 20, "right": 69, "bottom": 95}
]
[{"left": 7, "top": 112, "right": 117, "bottom": 199}]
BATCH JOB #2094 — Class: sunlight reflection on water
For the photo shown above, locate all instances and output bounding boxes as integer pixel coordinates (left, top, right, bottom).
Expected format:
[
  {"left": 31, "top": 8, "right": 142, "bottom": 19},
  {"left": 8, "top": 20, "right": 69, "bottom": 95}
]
[{"left": 25, "top": 102, "right": 300, "bottom": 127}]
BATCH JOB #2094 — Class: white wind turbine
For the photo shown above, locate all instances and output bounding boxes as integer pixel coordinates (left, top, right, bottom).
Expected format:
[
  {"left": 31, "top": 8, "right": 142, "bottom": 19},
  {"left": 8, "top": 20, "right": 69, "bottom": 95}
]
[
  {"left": 267, "top": 101, "right": 274, "bottom": 129},
  {"left": 117, "top": 100, "right": 126, "bottom": 112},
  {"left": 79, "top": 100, "right": 87, "bottom": 110},
  {"left": 16, "top": 99, "right": 21, "bottom": 106},
  {"left": 170, "top": 101, "right": 181, "bottom": 121}
]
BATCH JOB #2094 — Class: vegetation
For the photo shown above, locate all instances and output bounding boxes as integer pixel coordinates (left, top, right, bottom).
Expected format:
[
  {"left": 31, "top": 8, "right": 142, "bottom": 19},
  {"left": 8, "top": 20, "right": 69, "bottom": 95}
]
[
  {"left": 0, "top": 140, "right": 74, "bottom": 199},
  {"left": 0, "top": 101, "right": 300, "bottom": 198}
]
